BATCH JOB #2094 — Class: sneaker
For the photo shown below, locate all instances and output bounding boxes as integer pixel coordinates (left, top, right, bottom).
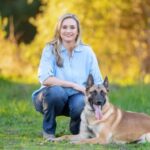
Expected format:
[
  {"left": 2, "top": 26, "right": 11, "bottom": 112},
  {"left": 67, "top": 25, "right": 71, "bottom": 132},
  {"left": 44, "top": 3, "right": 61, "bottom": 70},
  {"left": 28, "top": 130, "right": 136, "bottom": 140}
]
[{"left": 43, "top": 131, "right": 55, "bottom": 141}]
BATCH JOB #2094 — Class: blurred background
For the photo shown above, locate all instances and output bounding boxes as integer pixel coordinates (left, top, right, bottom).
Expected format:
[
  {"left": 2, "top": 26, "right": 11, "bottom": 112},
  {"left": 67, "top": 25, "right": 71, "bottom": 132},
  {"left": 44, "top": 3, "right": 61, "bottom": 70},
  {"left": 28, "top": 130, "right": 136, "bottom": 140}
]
[{"left": 0, "top": 0, "right": 150, "bottom": 85}]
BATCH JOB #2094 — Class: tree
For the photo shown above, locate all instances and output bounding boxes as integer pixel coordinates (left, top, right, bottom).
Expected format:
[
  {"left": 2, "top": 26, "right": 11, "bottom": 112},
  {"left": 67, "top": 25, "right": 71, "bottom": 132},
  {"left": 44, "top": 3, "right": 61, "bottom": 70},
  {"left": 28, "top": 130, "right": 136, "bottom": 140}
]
[
  {"left": 0, "top": 0, "right": 42, "bottom": 43},
  {"left": 1, "top": 0, "right": 150, "bottom": 84}
]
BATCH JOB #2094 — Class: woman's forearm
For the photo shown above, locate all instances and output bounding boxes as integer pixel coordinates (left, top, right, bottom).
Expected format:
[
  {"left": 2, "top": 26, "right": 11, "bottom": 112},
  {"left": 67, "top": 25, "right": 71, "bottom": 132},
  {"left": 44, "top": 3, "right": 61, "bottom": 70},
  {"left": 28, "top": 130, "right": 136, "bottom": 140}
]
[
  {"left": 43, "top": 76, "right": 75, "bottom": 88},
  {"left": 43, "top": 76, "right": 86, "bottom": 94}
]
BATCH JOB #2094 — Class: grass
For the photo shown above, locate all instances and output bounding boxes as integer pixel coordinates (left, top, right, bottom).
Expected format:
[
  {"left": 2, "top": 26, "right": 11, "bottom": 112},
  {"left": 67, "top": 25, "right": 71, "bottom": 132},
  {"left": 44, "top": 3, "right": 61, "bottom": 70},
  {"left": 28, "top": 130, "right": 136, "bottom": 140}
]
[{"left": 0, "top": 77, "right": 150, "bottom": 150}]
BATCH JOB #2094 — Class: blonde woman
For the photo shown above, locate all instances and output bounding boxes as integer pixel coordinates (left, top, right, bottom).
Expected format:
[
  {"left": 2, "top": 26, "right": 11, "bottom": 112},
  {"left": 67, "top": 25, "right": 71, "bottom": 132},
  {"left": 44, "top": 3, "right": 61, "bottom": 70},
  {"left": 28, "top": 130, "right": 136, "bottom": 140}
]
[{"left": 32, "top": 13, "right": 103, "bottom": 141}]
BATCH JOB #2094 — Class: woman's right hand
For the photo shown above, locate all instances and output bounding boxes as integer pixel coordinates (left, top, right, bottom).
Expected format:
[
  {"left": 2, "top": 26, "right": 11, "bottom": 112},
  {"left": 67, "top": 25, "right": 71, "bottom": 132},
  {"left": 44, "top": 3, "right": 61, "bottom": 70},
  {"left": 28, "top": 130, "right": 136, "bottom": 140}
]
[{"left": 72, "top": 83, "right": 86, "bottom": 95}]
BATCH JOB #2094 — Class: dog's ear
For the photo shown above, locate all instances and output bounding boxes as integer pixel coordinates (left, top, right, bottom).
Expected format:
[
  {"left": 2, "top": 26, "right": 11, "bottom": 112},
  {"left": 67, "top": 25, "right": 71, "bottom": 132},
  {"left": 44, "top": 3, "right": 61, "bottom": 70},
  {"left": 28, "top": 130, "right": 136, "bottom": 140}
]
[
  {"left": 86, "top": 74, "right": 94, "bottom": 89},
  {"left": 103, "top": 76, "right": 109, "bottom": 92}
]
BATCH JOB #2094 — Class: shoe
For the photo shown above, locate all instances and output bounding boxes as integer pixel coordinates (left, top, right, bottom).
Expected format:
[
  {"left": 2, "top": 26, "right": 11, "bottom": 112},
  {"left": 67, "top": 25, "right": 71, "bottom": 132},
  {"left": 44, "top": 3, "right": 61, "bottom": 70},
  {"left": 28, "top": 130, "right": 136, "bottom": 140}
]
[{"left": 43, "top": 131, "right": 55, "bottom": 141}]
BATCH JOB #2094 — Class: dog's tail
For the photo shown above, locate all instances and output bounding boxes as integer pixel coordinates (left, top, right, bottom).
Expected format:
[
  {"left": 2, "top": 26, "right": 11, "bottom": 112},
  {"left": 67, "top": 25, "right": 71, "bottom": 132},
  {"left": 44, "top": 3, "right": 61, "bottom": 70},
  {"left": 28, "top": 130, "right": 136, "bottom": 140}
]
[{"left": 137, "top": 133, "right": 150, "bottom": 143}]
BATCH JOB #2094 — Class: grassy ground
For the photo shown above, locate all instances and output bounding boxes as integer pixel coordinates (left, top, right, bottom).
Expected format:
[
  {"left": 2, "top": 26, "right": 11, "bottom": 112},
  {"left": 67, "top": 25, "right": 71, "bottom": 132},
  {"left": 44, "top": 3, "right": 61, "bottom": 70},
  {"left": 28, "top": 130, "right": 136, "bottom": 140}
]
[{"left": 0, "top": 77, "right": 150, "bottom": 150}]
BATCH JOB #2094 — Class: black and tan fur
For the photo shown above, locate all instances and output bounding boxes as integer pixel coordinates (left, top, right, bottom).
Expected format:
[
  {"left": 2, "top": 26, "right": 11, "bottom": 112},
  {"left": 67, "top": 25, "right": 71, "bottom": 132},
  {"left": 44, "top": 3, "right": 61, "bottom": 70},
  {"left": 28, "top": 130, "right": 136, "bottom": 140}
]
[{"left": 53, "top": 75, "right": 150, "bottom": 144}]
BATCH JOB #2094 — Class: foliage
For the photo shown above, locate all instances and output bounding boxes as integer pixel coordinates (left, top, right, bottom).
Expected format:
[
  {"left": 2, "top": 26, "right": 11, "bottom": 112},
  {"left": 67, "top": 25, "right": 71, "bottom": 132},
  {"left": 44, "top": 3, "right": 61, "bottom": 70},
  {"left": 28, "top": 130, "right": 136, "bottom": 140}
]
[
  {"left": 0, "top": 0, "right": 150, "bottom": 84},
  {"left": 0, "top": 0, "right": 42, "bottom": 43}
]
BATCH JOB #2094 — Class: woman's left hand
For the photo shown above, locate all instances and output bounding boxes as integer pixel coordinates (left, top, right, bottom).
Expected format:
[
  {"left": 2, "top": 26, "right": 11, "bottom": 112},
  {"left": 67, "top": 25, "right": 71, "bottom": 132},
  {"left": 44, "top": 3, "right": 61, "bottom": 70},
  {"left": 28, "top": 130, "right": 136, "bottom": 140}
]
[{"left": 71, "top": 83, "right": 86, "bottom": 94}]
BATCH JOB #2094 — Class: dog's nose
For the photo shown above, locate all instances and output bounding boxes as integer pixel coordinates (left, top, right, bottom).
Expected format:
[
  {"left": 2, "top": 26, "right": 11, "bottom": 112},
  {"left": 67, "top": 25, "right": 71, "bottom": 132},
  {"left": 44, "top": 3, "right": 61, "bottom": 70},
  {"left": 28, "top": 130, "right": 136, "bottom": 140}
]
[{"left": 96, "top": 101, "right": 101, "bottom": 105}]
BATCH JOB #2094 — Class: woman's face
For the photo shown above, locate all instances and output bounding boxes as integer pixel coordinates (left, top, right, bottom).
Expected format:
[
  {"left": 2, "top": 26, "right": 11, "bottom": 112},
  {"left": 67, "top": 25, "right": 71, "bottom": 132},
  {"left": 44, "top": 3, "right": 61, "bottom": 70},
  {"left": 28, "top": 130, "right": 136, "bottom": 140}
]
[{"left": 60, "top": 18, "right": 78, "bottom": 44}]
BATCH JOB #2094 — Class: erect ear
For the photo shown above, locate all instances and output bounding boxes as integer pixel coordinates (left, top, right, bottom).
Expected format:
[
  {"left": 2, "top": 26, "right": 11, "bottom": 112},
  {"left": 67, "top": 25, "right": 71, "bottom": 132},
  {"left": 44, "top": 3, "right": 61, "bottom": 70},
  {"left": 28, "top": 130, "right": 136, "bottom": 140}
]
[
  {"left": 86, "top": 74, "right": 94, "bottom": 89},
  {"left": 103, "top": 76, "right": 109, "bottom": 92}
]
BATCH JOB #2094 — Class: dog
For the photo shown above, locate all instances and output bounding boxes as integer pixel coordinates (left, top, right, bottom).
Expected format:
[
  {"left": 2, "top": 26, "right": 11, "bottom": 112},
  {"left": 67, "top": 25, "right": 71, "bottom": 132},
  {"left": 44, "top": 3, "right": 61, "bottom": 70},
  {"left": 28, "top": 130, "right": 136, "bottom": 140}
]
[{"left": 52, "top": 75, "right": 150, "bottom": 144}]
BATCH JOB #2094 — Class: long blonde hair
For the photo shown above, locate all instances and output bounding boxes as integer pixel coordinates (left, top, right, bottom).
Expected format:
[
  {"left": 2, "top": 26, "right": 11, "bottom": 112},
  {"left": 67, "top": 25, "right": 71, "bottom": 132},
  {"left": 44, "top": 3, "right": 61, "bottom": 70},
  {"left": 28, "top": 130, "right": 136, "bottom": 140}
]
[{"left": 50, "top": 13, "right": 82, "bottom": 67}]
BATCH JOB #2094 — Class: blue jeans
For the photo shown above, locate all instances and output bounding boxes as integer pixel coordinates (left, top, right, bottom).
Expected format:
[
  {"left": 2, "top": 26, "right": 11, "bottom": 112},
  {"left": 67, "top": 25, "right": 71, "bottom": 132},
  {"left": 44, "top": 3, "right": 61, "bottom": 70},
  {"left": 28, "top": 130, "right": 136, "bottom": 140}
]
[{"left": 32, "top": 86, "right": 85, "bottom": 135}]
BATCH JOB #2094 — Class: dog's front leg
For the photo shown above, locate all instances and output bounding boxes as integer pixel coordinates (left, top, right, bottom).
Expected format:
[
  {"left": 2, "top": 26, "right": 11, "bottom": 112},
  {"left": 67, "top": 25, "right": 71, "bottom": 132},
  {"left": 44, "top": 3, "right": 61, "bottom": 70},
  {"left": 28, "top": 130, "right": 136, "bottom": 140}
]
[
  {"left": 52, "top": 134, "right": 81, "bottom": 142},
  {"left": 71, "top": 137, "right": 108, "bottom": 145}
]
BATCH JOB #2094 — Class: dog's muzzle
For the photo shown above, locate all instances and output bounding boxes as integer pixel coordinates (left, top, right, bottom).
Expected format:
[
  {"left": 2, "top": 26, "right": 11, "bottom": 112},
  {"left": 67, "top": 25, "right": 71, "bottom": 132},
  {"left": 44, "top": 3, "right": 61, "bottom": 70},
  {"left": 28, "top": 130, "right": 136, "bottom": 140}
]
[{"left": 92, "top": 98, "right": 106, "bottom": 120}]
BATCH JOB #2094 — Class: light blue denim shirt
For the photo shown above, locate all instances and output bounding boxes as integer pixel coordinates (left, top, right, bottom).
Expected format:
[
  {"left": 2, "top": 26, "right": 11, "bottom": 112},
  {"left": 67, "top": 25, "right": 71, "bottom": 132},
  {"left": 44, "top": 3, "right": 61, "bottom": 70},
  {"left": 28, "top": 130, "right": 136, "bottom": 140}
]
[{"left": 36, "top": 43, "right": 103, "bottom": 96}]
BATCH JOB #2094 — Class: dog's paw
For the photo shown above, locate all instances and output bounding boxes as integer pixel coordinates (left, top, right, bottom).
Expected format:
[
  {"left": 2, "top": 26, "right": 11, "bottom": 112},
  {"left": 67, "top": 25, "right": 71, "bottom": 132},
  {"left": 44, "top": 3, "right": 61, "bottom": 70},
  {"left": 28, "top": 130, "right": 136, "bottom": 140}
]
[
  {"left": 50, "top": 137, "right": 64, "bottom": 142},
  {"left": 70, "top": 139, "right": 81, "bottom": 144},
  {"left": 70, "top": 141, "right": 77, "bottom": 144}
]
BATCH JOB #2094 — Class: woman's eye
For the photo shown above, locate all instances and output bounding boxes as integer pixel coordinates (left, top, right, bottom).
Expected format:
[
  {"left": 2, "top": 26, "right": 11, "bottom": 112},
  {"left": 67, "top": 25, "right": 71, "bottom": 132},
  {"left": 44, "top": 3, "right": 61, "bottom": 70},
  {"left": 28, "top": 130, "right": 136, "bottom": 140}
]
[
  {"left": 62, "top": 25, "right": 67, "bottom": 29},
  {"left": 70, "top": 26, "right": 75, "bottom": 29},
  {"left": 62, "top": 25, "right": 76, "bottom": 30}
]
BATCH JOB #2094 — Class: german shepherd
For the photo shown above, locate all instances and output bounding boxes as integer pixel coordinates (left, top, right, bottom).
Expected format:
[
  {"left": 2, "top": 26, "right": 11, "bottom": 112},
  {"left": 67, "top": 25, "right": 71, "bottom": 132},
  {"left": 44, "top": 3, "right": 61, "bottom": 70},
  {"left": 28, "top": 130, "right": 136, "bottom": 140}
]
[{"left": 52, "top": 75, "right": 150, "bottom": 144}]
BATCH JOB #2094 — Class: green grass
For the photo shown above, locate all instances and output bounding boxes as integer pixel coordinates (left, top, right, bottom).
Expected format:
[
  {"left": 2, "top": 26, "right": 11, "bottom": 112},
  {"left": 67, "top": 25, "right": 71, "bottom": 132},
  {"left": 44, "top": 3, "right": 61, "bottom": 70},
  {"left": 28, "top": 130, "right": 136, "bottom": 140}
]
[{"left": 0, "top": 77, "right": 150, "bottom": 150}]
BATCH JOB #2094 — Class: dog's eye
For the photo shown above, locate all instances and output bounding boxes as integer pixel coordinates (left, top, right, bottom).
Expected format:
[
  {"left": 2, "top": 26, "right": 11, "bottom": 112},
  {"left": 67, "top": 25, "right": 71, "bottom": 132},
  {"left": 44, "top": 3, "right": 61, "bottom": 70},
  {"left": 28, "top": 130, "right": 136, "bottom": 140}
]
[
  {"left": 93, "top": 90, "right": 97, "bottom": 95},
  {"left": 89, "top": 90, "right": 97, "bottom": 95},
  {"left": 100, "top": 91, "right": 106, "bottom": 96}
]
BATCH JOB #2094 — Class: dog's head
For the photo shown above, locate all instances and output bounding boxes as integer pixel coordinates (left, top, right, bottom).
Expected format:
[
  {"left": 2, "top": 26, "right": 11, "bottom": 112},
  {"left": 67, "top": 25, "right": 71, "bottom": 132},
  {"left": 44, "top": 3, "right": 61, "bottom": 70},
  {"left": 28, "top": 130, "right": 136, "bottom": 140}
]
[{"left": 85, "top": 75, "right": 109, "bottom": 120}]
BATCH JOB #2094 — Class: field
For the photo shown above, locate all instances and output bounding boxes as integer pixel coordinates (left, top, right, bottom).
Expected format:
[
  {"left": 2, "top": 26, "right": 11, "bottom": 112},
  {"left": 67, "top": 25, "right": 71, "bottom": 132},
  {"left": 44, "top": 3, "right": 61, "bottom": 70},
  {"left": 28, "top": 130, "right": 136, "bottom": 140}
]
[{"left": 0, "top": 77, "right": 150, "bottom": 150}]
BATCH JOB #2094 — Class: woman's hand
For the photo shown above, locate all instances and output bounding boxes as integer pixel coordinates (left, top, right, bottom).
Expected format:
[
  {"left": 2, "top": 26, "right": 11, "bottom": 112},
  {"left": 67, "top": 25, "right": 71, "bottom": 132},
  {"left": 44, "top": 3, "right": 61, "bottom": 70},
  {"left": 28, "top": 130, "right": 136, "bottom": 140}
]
[
  {"left": 72, "top": 83, "right": 86, "bottom": 94},
  {"left": 43, "top": 77, "right": 86, "bottom": 94}
]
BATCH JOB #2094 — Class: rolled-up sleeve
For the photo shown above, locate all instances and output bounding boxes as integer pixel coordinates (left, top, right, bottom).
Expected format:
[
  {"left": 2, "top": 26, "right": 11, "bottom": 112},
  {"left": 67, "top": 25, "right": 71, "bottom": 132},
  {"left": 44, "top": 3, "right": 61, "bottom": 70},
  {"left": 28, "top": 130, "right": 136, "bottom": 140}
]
[
  {"left": 38, "top": 44, "right": 55, "bottom": 84},
  {"left": 89, "top": 48, "right": 103, "bottom": 85}
]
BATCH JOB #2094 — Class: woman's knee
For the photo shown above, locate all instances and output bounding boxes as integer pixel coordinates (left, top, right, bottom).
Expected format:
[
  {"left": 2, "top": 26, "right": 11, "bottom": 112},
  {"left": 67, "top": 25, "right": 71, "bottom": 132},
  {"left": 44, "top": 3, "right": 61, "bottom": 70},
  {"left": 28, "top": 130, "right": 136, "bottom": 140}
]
[
  {"left": 72, "top": 104, "right": 84, "bottom": 119},
  {"left": 69, "top": 94, "right": 85, "bottom": 119},
  {"left": 43, "top": 86, "right": 68, "bottom": 105}
]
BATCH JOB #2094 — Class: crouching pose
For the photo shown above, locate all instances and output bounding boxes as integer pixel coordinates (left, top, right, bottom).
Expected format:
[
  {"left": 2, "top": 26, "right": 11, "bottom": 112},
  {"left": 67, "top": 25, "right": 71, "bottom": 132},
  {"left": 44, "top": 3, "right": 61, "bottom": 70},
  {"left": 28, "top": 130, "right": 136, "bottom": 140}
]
[{"left": 32, "top": 13, "right": 103, "bottom": 141}]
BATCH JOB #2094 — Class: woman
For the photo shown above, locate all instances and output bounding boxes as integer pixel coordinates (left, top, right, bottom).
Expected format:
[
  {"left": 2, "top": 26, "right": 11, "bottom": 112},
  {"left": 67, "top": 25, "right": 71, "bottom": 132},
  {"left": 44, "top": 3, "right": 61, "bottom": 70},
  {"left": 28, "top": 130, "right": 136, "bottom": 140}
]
[{"left": 32, "top": 13, "right": 103, "bottom": 141}]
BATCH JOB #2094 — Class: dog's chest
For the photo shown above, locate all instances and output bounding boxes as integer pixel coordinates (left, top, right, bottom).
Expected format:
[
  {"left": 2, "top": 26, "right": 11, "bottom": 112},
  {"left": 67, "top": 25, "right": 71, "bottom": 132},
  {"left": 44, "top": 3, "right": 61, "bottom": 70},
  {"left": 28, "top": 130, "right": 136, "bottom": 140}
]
[{"left": 85, "top": 112, "right": 104, "bottom": 137}]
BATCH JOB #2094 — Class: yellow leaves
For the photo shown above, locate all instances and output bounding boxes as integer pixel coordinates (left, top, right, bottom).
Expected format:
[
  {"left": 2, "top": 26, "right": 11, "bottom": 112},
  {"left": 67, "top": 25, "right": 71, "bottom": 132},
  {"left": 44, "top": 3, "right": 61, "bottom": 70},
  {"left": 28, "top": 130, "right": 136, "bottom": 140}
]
[
  {"left": 0, "top": 0, "right": 150, "bottom": 84},
  {"left": 0, "top": 17, "right": 8, "bottom": 38},
  {"left": 144, "top": 74, "right": 150, "bottom": 84},
  {"left": 132, "top": 39, "right": 140, "bottom": 48},
  {"left": 27, "top": 0, "right": 34, "bottom": 5}
]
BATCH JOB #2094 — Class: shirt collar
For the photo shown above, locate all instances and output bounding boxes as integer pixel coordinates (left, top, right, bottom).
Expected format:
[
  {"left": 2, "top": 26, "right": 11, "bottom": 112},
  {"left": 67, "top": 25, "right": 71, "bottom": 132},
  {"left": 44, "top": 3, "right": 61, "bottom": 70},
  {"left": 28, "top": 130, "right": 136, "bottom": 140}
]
[{"left": 60, "top": 44, "right": 83, "bottom": 52}]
